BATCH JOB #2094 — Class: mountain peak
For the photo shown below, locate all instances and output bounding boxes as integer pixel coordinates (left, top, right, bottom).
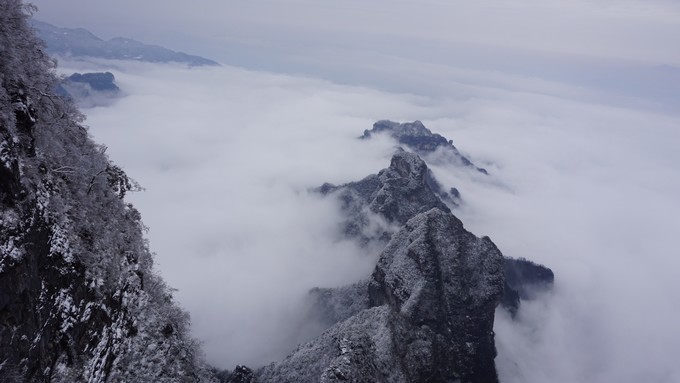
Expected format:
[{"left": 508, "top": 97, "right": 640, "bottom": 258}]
[{"left": 362, "top": 120, "right": 489, "bottom": 174}]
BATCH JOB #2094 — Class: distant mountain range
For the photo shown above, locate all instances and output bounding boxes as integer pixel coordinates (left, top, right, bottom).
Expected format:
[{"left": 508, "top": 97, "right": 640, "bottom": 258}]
[{"left": 31, "top": 20, "right": 219, "bottom": 66}]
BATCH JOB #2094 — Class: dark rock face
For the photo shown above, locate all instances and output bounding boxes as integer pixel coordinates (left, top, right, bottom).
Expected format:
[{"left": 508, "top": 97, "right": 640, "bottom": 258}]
[
  {"left": 319, "top": 150, "right": 452, "bottom": 244},
  {"left": 504, "top": 258, "right": 554, "bottom": 300},
  {"left": 259, "top": 209, "right": 504, "bottom": 383},
  {"left": 498, "top": 258, "right": 555, "bottom": 316},
  {"left": 367, "top": 209, "right": 504, "bottom": 382},
  {"left": 319, "top": 147, "right": 554, "bottom": 314},
  {"left": 362, "top": 120, "right": 488, "bottom": 175},
  {"left": 1, "top": 4, "right": 212, "bottom": 382}
]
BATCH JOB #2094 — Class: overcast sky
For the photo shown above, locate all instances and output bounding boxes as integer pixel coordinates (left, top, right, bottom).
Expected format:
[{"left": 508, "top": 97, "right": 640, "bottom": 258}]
[
  {"left": 30, "top": 0, "right": 680, "bottom": 110},
  {"left": 29, "top": 0, "right": 680, "bottom": 62},
  {"left": 29, "top": 1, "right": 680, "bottom": 381}
]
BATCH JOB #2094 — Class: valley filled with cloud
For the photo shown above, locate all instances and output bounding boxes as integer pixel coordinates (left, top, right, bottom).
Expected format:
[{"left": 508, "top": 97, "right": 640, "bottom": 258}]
[{"left": 30, "top": 0, "right": 680, "bottom": 381}]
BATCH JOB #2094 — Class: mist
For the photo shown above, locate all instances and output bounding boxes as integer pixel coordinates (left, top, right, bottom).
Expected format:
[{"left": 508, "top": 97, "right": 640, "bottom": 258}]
[{"left": 37, "top": 0, "right": 680, "bottom": 380}]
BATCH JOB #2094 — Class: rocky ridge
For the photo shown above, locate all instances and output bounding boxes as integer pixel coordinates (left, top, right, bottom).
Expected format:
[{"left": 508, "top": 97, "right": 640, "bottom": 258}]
[
  {"left": 259, "top": 208, "right": 504, "bottom": 383},
  {"left": 248, "top": 143, "right": 552, "bottom": 382},
  {"left": 361, "top": 120, "right": 488, "bottom": 175}
]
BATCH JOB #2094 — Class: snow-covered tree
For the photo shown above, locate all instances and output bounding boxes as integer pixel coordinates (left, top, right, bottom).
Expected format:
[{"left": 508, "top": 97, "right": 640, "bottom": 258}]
[{"left": 0, "top": 1, "right": 215, "bottom": 381}]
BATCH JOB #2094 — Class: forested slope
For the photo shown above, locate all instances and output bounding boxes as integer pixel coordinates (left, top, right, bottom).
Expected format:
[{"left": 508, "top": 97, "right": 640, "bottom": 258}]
[{"left": 0, "top": 2, "right": 213, "bottom": 381}]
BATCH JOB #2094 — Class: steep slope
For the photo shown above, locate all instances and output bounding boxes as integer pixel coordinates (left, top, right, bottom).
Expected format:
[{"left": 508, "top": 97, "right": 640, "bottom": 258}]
[{"left": 0, "top": 2, "right": 213, "bottom": 382}]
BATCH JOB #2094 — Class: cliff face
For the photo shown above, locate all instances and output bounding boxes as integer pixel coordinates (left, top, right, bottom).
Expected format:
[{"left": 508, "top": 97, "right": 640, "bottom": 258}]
[
  {"left": 260, "top": 209, "right": 503, "bottom": 383},
  {"left": 0, "top": 2, "right": 212, "bottom": 382}
]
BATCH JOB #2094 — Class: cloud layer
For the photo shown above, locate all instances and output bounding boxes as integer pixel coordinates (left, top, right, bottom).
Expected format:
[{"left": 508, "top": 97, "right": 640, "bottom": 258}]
[
  {"left": 54, "top": 56, "right": 680, "bottom": 381},
  {"left": 42, "top": 0, "right": 680, "bottom": 377}
]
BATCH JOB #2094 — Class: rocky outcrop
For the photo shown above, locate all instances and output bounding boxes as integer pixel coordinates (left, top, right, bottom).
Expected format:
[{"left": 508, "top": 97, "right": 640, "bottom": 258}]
[
  {"left": 318, "top": 148, "right": 552, "bottom": 314},
  {"left": 318, "top": 150, "right": 455, "bottom": 244},
  {"left": 256, "top": 135, "right": 553, "bottom": 382},
  {"left": 259, "top": 209, "right": 504, "bottom": 383},
  {"left": 361, "top": 120, "right": 488, "bottom": 175}
]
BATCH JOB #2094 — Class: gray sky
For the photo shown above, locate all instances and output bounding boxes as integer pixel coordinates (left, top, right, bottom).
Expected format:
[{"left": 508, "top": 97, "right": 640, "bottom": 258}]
[
  {"left": 31, "top": 1, "right": 680, "bottom": 381},
  {"left": 30, "top": 0, "right": 680, "bottom": 109},
  {"left": 29, "top": 0, "right": 680, "bottom": 63}
]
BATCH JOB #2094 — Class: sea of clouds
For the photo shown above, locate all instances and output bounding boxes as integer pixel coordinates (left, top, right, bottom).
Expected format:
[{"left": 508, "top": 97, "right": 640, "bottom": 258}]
[
  {"left": 42, "top": 0, "right": 680, "bottom": 380},
  {"left": 54, "top": 58, "right": 680, "bottom": 382}
]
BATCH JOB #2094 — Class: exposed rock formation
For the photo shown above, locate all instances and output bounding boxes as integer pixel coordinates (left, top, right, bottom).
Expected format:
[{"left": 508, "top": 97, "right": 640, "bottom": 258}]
[
  {"left": 318, "top": 150, "right": 454, "bottom": 244},
  {"left": 260, "top": 209, "right": 503, "bottom": 383},
  {"left": 253, "top": 135, "right": 554, "bottom": 381},
  {"left": 253, "top": 151, "right": 507, "bottom": 382},
  {"left": 361, "top": 120, "right": 488, "bottom": 175}
]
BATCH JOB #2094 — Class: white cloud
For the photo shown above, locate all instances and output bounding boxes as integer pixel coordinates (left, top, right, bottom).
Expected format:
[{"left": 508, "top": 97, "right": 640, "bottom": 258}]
[
  {"left": 60, "top": 60, "right": 421, "bottom": 367},
  {"left": 45, "top": 0, "right": 680, "bottom": 377},
  {"left": 56, "top": 57, "right": 680, "bottom": 380}
]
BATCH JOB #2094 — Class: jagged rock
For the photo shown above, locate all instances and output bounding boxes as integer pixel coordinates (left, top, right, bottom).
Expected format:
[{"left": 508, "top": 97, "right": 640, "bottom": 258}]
[
  {"left": 259, "top": 209, "right": 504, "bottom": 383},
  {"left": 361, "top": 120, "right": 488, "bottom": 174},
  {"left": 504, "top": 258, "right": 554, "bottom": 299},
  {"left": 319, "top": 150, "right": 453, "bottom": 244},
  {"left": 498, "top": 259, "right": 555, "bottom": 316},
  {"left": 319, "top": 146, "right": 552, "bottom": 318}
]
